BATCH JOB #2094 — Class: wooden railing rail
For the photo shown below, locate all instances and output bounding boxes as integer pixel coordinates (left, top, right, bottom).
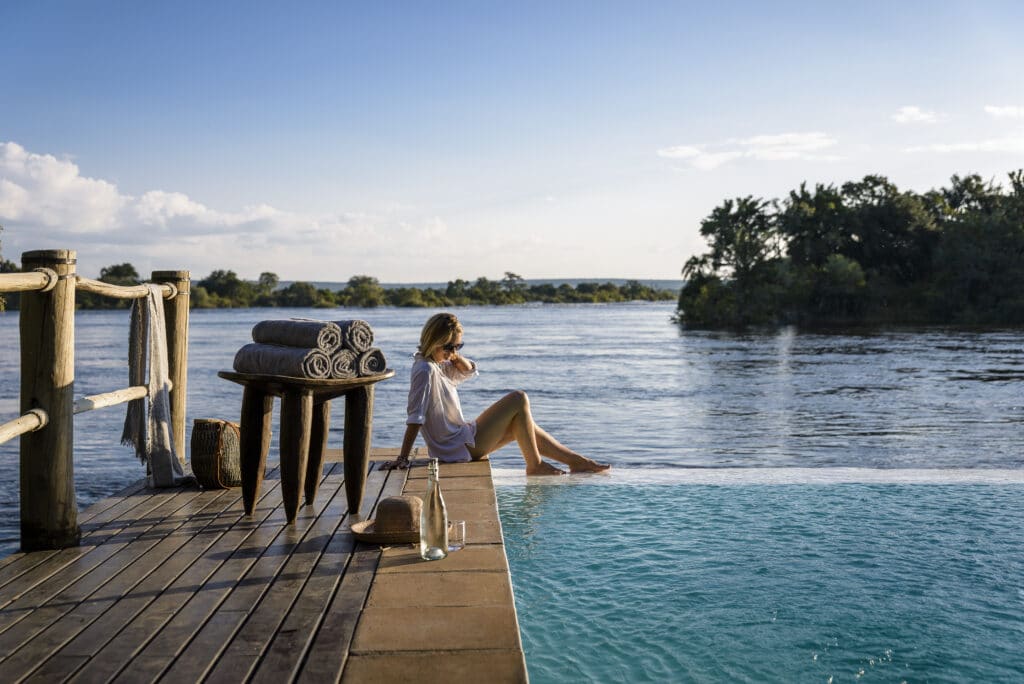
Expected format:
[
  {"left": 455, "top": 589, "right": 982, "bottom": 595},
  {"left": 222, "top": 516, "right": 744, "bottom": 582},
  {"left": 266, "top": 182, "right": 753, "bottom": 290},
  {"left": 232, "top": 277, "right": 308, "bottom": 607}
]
[
  {"left": 0, "top": 409, "right": 48, "bottom": 446},
  {"left": 0, "top": 268, "right": 59, "bottom": 294},
  {"left": 75, "top": 276, "right": 177, "bottom": 300},
  {"left": 4, "top": 249, "right": 191, "bottom": 552}
]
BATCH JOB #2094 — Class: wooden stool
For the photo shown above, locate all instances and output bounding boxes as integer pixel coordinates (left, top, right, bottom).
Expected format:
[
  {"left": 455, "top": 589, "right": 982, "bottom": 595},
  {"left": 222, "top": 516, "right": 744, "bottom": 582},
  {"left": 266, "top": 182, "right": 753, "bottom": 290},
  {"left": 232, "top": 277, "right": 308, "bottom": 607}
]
[{"left": 218, "top": 370, "right": 395, "bottom": 523}]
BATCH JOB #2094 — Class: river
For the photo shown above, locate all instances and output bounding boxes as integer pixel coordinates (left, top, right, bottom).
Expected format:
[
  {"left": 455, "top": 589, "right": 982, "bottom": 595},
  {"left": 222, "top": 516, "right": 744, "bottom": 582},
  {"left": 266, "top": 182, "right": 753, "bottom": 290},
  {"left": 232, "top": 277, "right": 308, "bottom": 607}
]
[{"left": 1, "top": 302, "right": 1022, "bottom": 554}]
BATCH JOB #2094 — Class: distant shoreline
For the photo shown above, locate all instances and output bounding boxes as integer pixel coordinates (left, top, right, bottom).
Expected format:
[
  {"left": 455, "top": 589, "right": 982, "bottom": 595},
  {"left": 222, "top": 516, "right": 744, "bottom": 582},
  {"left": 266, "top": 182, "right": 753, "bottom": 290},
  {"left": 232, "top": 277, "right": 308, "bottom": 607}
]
[{"left": 279, "top": 278, "right": 685, "bottom": 292}]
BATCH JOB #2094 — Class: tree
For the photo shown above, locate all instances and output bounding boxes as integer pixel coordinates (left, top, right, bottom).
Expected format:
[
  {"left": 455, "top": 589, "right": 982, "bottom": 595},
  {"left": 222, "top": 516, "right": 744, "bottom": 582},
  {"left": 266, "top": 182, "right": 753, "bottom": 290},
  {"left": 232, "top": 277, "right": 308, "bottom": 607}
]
[
  {"left": 941, "top": 174, "right": 1002, "bottom": 216},
  {"left": 699, "top": 196, "right": 780, "bottom": 282},
  {"left": 100, "top": 263, "right": 141, "bottom": 285},
  {"left": 681, "top": 196, "right": 783, "bottom": 325},
  {"left": 276, "top": 281, "right": 320, "bottom": 307},
  {"left": 502, "top": 272, "right": 527, "bottom": 301},
  {"left": 929, "top": 170, "right": 1024, "bottom": 322},
  {"left": 344, "top": 275, "right": 386, "bottom": 307},
  {"left": 470, "top": 277, "right": 504, "bottom": 303},
  {"left": 840, "top": 175, "right": 938, "bottom": 286},
  {"left": 258, "top": 272, "right": 279, "bottom": 294},
  {"left": 197, "top": 269, "right": 256, "bottom": 306},
  {"left": 679, "top": 169, "right": 1024, "bottom": 327},
  {"left": 777, "top": 183, "right": 851, "bottom": 267}
]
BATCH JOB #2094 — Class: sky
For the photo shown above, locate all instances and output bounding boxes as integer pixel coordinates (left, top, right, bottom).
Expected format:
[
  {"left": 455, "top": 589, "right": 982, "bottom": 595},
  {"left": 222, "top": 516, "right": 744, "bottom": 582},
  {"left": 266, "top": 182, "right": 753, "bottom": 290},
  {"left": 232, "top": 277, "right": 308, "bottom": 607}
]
[{"left": 1, "top": 1, "right": 1023, "bottom": 283}]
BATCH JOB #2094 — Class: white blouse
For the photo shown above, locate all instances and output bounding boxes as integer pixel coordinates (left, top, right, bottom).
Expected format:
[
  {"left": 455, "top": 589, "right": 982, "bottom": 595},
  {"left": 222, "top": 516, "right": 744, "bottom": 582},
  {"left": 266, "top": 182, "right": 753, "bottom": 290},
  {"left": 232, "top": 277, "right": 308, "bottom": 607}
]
[{"left": 406, "top": 352, "right": 479, "bottom": 462}]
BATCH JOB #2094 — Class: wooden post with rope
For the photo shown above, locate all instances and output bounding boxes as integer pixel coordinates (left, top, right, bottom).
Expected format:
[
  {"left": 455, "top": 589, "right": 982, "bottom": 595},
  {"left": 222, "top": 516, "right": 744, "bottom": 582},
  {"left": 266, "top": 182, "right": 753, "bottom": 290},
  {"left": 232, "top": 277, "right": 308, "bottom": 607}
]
[
  {"left": 152, "top": 270, "right": 190, "bottom": 464},
  {"left": 20, "top": 249, "right": 80, "bottom": 551}
]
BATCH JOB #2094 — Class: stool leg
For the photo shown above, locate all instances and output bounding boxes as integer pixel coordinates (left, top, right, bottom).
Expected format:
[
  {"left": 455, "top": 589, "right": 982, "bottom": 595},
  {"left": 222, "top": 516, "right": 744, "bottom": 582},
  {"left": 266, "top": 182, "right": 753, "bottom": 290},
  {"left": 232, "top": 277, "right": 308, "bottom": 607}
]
[
  {"left": 305, "top": 400, "right": 330, "bottom": 506},
  {"left": 343, "top": 385, "right": 374, "bottom": 513},
  {"left": 279, "top": 390, "right": 313, "bottom": 524},
  {"left": 240, "top": 387, "right": 273, "bottom": 516}
]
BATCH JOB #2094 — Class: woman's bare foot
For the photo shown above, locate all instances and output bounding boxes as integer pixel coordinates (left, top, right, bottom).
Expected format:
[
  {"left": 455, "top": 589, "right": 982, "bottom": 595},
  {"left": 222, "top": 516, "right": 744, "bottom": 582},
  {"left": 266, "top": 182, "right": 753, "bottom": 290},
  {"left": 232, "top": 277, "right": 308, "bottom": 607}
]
[
  {"left": 526, "top": 461, "right": 566, "bottom": 476},
  {"left": 570, "top": 457, "right": 611, "bottom": 473}
]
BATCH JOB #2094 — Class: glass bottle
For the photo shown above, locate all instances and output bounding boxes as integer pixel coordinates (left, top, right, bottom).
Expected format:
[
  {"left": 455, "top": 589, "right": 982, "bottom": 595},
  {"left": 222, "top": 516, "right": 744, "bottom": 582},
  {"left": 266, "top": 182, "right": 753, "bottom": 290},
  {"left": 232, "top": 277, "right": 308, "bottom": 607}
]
[{"left": 419, "top": 458, "right": 449, "bottom": 560}]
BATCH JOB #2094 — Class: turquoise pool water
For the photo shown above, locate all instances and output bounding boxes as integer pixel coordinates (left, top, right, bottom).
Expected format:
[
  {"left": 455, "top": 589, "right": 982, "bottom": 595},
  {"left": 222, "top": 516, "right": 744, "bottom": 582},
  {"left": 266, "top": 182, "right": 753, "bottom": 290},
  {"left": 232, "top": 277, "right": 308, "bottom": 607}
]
[{"left": 496, "top": 473, "right": 1024, "bottom": 683}]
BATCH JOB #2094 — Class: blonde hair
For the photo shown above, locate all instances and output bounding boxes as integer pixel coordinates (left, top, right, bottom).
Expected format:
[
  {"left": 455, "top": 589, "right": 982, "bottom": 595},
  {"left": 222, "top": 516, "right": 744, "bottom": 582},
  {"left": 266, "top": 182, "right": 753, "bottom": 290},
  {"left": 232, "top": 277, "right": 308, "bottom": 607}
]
[{"left": 419, "top": 312, "right": 462, "bottom": 358}]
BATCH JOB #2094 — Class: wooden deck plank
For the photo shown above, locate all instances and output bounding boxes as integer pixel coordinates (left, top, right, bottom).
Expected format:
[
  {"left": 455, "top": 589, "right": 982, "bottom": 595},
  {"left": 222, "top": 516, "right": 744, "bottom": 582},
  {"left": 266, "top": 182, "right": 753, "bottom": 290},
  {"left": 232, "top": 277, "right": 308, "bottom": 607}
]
[
  {"left": 252, "top": 466, "right": 405, "bottom": 683},
  {"left": 154, "top": 464, "right": 353, "bottom": 684},
  {"left": 200, "top": 464, "right": 394, "bottom": 684},
  {"left": 114, "top": 463, "right": 354, "bottom": 682},
  {"left": 17, "top": 485, "right": 250, "bottom": 679},
  {"left": 0, "top": 454, "right": 529, "bottom": 683},
  {"left": 76, "top": 478, "right": 149, "bottom": 525},
  {"left": 0, "top": 478, "right": 149, "bottom": 586},
  {"left": 294, "top": 544, "right": 382, "bottom": 683},
  {"left": 9, "top": 488, "right": 242, "bottom": 681},
  {"left": 0, "top": 488, "right": 181, "bottom": 592},
  {"left": 0, "top": 488, "right": 209, "bottom": 636},
  {"left": 63, "top": 477, "right": 288, "bottom": 684}
]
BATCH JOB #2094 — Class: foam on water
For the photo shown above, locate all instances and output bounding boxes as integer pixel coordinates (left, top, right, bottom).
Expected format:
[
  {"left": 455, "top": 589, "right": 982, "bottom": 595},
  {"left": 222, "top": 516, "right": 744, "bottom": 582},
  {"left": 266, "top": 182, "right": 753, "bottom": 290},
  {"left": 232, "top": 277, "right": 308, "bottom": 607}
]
[{"left": 492, "top": 466, "right": 1024, "bottom": 486}]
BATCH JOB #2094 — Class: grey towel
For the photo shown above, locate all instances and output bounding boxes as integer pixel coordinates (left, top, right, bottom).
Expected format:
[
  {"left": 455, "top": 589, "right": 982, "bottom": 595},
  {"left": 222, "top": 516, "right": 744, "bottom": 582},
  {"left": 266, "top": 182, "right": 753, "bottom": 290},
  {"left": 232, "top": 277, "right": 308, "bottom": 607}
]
[
  {"left": 331, "top": 349, "right": 358, "bottom": 379},
  {"left": 234, "top": 343, "right": 332, "bottom": 379},
  {"left": 336, "top": 319, "right": 374, "bottom": 353},
  {"left": 357, "top": 347, "right": 388, "bottom": 376},
  {"left": 252, "top": 319, "right": 342, "bottom": 353},
  {"left": 122, "top": 285, "right": 194, "bottom": 488}
]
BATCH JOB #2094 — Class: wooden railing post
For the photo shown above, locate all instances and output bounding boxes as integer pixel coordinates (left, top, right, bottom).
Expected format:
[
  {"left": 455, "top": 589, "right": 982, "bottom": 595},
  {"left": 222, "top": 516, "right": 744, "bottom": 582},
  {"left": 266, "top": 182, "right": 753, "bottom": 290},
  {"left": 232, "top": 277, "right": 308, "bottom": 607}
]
[
  {"left": 152, "top": 270, "right": 190, "bottom": 464},
  {"left": 20, "top": 249, "right": 80, "bottom": 550}
]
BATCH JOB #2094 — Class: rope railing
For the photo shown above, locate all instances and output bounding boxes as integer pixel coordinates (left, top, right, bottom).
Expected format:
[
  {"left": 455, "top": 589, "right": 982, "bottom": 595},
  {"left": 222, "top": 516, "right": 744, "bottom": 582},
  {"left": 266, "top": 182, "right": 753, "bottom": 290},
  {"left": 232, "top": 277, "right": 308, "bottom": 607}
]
[
  {"left": 0, "top": 268, "right": 58, "bottom": 294},
  {"left": 0, "top": 271, "right": 179, "bottom": 299},
  {"left": 0, "top": 409, "right": 48, "bottom": 446},
  {"left": 4, "top": 249, "right": 191, "bottom": 551},
  {"left": 75, "top": 276, "right": 178, "bottom": 300}
]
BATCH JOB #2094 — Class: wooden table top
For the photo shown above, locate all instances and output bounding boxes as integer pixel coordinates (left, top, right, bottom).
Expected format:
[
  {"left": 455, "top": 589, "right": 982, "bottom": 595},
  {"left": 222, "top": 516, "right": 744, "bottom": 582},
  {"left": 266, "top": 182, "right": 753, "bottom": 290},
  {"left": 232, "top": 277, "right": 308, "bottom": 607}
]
[{"left": 218, "top": 369, "right": 395, "bottom": 399}]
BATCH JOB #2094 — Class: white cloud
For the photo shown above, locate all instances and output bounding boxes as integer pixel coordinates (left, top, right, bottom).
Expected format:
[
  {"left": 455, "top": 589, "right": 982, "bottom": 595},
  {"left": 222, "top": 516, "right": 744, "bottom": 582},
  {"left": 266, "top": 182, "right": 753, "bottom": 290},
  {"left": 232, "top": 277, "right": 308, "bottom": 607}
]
[
  {"left": 891, "top": 105, "right": 940, "bottom": 124},
  {"left": 984, "top": 105, "right": 1024, "bottom": 119},
  {"left": 656, "top": 145, "right": 702, "bottom": 160},
  {"left": 657, "top": 132, "right": 840, "bottom": 170},
  {"left": 0, "top": 140, "right": 464, "bottom": 280},
  {"left": 0, "top": 142, "right": 126, "bottom": 231},
  {"left": 905, "top": 135, "right": 1024, "bottom": 154}
]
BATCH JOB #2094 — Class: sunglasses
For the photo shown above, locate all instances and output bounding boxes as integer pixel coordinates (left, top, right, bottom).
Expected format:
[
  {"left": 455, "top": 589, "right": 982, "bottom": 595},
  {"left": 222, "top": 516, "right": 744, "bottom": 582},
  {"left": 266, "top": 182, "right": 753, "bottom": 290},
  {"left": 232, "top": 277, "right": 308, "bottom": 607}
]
[{"left": 442, "top": 342, "right": 465, "bottom": 352}]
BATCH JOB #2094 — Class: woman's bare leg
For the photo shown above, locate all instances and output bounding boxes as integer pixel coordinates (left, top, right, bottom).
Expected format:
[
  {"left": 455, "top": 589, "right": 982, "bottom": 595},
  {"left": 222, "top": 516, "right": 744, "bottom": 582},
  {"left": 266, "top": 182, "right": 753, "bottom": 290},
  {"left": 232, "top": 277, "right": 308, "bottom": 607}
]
[
  {"left": 469, "top": 391, "right": 564, "bottom": 475},
  {"left": 533, "top": 425, "right": 610, "bottom": 472}
]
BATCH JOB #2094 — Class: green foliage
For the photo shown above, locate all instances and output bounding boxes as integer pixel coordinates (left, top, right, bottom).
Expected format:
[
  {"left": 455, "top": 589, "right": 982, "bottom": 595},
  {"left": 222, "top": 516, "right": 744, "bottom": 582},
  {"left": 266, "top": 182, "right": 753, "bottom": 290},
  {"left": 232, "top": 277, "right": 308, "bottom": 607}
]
[
  {"left": 170, "top": 273, "right": 675, "bottom": 309},
  {"left": 677, "top": 170, "right": 1024, "bottom": 327},
  {"left": 74, "top": 262, "right": 674, "bottom": 310},
  {"left": 342, "top": 275, "right": 387, "bottom": 307}
]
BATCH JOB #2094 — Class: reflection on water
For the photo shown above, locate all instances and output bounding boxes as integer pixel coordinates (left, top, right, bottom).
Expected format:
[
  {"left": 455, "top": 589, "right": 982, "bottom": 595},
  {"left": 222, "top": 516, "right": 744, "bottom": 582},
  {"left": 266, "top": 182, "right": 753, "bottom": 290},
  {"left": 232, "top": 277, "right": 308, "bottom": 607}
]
[{"left": 1, "top": 303, "right": 1022, "bottom": 554}]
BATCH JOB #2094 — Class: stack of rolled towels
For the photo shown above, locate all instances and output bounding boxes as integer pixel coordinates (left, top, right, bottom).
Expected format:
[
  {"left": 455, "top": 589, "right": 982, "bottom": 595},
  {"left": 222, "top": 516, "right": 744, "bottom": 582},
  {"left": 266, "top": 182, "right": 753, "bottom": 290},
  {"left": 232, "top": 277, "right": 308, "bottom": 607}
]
[{"left": 233, "top": 319, "right": 388, "bottom": 379}]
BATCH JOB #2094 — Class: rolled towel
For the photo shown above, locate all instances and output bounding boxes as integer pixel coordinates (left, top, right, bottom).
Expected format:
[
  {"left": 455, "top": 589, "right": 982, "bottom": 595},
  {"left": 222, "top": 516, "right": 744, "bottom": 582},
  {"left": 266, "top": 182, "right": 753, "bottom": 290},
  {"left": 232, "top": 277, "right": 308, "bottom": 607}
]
[
  {"left": 252, "top": 319, "right": 342, "bottom": 353},
  {"left": 336, "top": 319, "right": 374, "bottom": 353},
  {"left": 330, "top": 349, "right": 357, "bottom": 379},
  {"left": 233, "top": 343, "right": 332, "bottom": 379},
  {"left": 357, "top": 347, "right": 387, "bottom": 376}
]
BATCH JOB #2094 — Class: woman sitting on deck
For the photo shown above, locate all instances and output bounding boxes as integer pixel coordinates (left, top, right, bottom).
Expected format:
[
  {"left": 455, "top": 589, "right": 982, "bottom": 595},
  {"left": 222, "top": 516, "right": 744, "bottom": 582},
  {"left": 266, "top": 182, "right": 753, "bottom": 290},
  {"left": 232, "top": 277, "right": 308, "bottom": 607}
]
[{"left": 394, "top": 312, "right": 610, "bottom": 475}]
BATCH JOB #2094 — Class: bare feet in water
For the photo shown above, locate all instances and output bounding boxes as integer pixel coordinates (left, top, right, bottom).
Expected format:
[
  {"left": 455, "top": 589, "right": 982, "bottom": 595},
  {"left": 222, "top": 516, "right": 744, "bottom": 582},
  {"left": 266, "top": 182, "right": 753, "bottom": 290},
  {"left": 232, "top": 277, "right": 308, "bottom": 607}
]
[
  {"left": 526, "top": 461, "right": 566, "bottom": 476},
  {"left": 570, "top": 457, "right": 611, "bottom": 473}
]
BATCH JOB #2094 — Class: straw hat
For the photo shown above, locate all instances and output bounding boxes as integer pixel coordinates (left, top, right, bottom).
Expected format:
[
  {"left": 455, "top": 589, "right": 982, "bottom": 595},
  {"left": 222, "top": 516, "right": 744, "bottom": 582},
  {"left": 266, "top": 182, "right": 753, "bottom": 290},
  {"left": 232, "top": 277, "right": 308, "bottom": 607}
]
[{"left": 351, "top": 495, "right": 422, "bottom": 544}]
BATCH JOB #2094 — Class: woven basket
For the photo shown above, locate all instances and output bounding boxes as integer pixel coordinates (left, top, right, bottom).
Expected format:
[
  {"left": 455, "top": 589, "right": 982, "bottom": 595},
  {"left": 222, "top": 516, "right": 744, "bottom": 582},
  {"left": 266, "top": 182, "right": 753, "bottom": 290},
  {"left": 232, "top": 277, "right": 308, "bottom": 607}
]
[{"left": 191, "top": 418, "right": 242, "bottom": 489}]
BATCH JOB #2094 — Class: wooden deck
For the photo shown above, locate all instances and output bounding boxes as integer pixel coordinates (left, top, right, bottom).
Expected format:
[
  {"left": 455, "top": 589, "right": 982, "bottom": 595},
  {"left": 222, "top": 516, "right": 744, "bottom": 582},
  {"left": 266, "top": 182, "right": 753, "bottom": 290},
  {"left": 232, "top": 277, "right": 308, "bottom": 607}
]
[{"left": 0, "top": 451, "right": 528, "bottom": 683}]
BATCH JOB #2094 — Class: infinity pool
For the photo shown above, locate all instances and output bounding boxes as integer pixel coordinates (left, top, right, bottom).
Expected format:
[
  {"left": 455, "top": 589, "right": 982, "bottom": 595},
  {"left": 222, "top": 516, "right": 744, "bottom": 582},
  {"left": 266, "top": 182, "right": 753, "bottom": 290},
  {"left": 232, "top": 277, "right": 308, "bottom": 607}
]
[{"left": 496, "top": 471, "right": 1024, "bottom": 683}]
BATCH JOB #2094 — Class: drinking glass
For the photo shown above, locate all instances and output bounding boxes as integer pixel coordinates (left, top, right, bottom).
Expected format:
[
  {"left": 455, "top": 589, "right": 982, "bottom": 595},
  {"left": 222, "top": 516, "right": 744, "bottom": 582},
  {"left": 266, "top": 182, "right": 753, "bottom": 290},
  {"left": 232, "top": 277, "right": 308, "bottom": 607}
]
[{"left": 448, "top": 520, "right": 466, "bottom": 552}]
